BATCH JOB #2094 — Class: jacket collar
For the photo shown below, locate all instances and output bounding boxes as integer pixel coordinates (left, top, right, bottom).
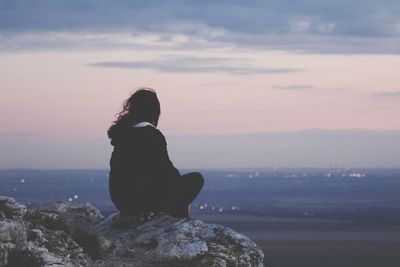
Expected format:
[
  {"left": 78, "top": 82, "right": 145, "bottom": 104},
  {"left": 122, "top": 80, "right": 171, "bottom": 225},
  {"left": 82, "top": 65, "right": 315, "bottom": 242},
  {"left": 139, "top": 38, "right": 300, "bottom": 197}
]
[{"left": 132, "top": 121, "right": 154, "bottom": 128}]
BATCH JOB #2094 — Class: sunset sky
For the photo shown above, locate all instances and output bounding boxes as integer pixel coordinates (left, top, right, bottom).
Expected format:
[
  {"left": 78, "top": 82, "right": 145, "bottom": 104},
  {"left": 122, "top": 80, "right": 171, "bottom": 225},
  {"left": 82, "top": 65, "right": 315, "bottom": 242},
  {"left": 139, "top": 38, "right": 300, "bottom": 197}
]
[{"left": 1, "top": 0, "right": 400, "bottom": 168}]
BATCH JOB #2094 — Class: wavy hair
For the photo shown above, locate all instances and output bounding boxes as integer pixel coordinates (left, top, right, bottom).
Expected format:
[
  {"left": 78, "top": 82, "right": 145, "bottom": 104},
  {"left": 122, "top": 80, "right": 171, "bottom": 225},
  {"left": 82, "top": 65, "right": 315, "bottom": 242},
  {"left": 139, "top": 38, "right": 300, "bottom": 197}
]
[{"left": 108, "top": 88, "right": 160, "bottom": 138}]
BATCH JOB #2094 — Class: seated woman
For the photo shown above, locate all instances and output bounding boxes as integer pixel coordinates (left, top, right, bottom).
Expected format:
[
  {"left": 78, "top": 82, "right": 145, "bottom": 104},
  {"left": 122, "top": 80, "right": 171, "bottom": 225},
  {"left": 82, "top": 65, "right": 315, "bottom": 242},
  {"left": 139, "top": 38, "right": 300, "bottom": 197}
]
[{"left": 108, "top": 88, "right": 204, "bottom": 218}]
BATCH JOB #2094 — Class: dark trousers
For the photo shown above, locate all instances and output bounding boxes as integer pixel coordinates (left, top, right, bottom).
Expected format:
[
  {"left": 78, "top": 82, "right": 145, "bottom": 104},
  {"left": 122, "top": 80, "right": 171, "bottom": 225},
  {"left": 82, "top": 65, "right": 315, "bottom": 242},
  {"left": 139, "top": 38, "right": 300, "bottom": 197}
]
[
  {"left": 117, "top": 172, "right": 204, "bottom": 219},
  {"left": 164, "top": 172, "right": 204, "bottom": 218}
]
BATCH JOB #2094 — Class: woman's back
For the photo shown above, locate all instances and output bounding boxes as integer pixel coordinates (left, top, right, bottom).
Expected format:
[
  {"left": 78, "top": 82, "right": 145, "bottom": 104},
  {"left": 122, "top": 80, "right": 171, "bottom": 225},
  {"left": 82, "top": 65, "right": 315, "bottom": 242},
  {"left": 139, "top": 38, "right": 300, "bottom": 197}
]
[{"left": 109, "top": 124, "right": 180, "bottom": 214}]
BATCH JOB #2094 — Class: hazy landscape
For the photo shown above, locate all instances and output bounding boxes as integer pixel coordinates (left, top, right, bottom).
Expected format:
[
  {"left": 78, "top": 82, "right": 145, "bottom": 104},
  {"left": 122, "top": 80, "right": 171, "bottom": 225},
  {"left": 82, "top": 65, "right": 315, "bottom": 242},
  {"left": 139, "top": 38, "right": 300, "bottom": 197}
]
[
  {"left": 1, "top": 168, "right": 400, "bottom": 267},
  {"left": 2, "top": 1, "right": 400, "bottom": 266}
]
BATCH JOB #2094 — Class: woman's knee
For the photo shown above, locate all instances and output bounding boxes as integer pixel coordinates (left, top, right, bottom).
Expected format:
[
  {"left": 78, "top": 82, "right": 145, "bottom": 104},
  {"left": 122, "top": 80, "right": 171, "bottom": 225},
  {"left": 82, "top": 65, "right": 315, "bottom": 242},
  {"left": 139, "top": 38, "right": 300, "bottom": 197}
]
[{"left": 191, "top": 172, "right": 204, "bottom": 188}]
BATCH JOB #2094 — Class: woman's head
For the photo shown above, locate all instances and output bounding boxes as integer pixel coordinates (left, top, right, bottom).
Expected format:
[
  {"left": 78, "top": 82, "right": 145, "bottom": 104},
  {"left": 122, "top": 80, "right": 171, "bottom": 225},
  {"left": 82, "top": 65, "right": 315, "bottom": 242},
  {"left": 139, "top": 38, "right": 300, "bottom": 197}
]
[
  {"left": 108, "top": 88, "right": 160, "bottom": 138},
  {"left": 124, "top": 88, "right": 161, "bottom": 126}
]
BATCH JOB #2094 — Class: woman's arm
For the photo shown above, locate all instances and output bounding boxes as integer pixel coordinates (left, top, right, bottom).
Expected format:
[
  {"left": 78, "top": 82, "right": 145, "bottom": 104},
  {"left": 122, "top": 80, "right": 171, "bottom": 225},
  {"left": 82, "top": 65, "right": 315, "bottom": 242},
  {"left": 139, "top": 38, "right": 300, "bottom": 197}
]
[{"left": 153, "top": 130, "right": 181, "bottom": 179}]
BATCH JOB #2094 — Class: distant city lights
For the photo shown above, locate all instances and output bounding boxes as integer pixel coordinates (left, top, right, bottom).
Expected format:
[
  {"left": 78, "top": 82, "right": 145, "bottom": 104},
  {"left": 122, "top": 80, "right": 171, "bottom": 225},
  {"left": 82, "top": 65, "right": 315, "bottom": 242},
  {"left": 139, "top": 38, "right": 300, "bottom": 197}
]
[
  {"left": 348, "top": 173, "right": 367, "bottom": 178},
  {"left": 324, "top": 169, "right": 367, "bottom": 179},
  {"left": 195, "top": 202, "right": 240, "bottom": 214}
]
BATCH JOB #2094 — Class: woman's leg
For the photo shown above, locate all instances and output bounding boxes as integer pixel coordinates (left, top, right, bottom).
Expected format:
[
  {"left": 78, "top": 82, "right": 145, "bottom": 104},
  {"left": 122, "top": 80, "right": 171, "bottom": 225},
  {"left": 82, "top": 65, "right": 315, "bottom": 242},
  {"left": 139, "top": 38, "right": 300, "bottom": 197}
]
[
  {"left": 164, "top": 205, "right": 190, "bottom": 218},
  {"left": 177, "top": 172, "right": 204, "bottom": 204},
  {"left": 165, "top": 172, "right": 204, "bottom": 218}
]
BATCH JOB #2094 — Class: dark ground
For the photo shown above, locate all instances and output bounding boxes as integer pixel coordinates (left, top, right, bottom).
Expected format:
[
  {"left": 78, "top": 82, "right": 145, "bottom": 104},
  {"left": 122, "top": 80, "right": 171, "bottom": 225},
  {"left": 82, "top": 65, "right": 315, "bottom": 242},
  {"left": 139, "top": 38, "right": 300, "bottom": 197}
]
[{"left": 196, "top": 215, "right": 400, "bottom": 267}]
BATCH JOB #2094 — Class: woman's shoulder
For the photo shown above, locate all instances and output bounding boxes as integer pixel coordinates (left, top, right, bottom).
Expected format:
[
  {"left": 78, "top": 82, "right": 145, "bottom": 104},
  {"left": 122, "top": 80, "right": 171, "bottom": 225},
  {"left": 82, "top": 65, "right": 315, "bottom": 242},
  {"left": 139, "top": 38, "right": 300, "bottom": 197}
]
[
  {"left": 146, "top": 127, "right": 166, "bottom": 143},
  {"left": 109, "top": 125, "right": 164, "bottom": 146},
  {"left": 129, "top": 126, "right": 166, "bottom": 142}
]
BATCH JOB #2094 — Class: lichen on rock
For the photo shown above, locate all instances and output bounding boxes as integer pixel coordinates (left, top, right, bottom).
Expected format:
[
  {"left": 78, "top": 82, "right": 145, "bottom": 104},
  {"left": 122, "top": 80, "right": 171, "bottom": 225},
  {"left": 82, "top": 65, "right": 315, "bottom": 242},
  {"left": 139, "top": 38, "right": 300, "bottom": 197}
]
[{"left": 0, "top": 196, "right": 264, "bottom": 267}]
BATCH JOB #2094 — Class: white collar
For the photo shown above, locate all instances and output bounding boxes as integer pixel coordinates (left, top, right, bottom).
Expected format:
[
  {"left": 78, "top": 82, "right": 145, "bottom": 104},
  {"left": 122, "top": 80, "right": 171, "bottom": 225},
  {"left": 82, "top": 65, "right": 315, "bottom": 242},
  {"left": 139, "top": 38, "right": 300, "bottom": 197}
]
[{"left": 133, "top": 121, "right": 154, "bottom": 128}]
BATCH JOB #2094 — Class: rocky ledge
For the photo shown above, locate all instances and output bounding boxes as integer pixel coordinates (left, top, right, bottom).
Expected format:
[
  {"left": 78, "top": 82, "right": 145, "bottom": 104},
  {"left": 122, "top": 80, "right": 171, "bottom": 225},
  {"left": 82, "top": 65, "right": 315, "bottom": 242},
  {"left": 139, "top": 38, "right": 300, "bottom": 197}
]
[{"left": 0, "top": 196, "right": 264, "bottom": 267}]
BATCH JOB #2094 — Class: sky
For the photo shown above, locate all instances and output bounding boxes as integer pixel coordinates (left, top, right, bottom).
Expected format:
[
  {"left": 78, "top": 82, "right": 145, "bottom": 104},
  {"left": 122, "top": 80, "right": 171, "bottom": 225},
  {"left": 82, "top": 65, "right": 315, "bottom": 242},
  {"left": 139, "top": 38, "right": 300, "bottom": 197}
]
[{"left": 0, "top": 0, "right": 400, "bottom": 169}]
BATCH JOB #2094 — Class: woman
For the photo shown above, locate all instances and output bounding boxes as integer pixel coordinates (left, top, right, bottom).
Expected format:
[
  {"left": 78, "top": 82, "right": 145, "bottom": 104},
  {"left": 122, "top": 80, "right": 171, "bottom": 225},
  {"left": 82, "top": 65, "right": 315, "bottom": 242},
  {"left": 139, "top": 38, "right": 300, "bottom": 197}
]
[{"left": 108, "top": 88, "right": 204, "bottom": 218}]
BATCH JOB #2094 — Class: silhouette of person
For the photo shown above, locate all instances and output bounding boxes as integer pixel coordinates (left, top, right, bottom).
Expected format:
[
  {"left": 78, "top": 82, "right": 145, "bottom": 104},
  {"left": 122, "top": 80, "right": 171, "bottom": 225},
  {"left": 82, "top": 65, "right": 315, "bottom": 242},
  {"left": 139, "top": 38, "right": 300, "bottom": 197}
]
[{"left": 108, "top": 88, "right": 204, "bottom": 218}]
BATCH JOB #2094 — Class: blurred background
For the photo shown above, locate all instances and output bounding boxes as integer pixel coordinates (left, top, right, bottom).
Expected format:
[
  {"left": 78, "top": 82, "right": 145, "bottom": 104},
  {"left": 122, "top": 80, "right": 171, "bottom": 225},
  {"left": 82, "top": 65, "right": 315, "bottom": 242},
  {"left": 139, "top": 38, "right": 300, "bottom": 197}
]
[{"left": 1, "top": 1, "right": 400, "bottom": 266}]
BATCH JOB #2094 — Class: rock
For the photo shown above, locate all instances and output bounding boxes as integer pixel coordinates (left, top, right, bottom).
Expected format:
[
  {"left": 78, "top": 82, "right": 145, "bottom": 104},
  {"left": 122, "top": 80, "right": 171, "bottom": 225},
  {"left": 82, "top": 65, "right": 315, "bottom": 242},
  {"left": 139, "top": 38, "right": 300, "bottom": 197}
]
[
  {"left": 0, "top": 244, "right": 7, "bottom": 266},
  {"left": 0, "top": 196, "right": 27, "bottom": 219},
  {"left": 0, "top": 196, "right": 264, "bottom": 267},
  {"left": 0, "top": 219, "right": 27, "bottom": 244},
  {"left": 93, "top": 213, "right": 264, "bottom": 266},
  {"left": 28, "top": 229, "right": 45, "bottom": 244},
  {"left": 39, "top": 202, "right": 103, "bottom": 227}
]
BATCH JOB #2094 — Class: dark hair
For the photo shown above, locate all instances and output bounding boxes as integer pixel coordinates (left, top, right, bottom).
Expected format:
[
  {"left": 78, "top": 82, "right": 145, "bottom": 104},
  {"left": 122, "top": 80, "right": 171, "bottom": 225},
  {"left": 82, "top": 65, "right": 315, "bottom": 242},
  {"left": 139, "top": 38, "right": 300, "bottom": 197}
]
[{"left": 108, "top": 88, "right": 160, "bottom": 138}]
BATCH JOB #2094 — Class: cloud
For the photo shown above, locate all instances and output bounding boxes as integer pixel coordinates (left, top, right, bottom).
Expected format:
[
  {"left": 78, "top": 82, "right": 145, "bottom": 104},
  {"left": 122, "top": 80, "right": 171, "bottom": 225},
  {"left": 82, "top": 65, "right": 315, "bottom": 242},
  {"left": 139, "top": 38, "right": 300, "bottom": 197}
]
[
  {"left": 1, "top": 0, "right": 398, "bottom": 38},
  {"left": 1, "top": 0, "right": 400, "bottom": 53},
  {"left": 88, "top": 56, "right": 301, "bottom": 75},
  {"left": 272, "top": 85, "right": 314, "bottom": 90},
  {"left": 372, "top": 91, "right": 400, "bottom": 97}
]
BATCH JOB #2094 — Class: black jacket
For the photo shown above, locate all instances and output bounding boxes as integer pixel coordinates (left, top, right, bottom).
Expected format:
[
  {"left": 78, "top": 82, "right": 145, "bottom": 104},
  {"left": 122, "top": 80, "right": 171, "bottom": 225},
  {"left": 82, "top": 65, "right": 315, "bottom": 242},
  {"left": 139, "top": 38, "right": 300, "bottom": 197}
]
[{"left": 108, "top": 125, "right": 180, "bottom": 214}]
